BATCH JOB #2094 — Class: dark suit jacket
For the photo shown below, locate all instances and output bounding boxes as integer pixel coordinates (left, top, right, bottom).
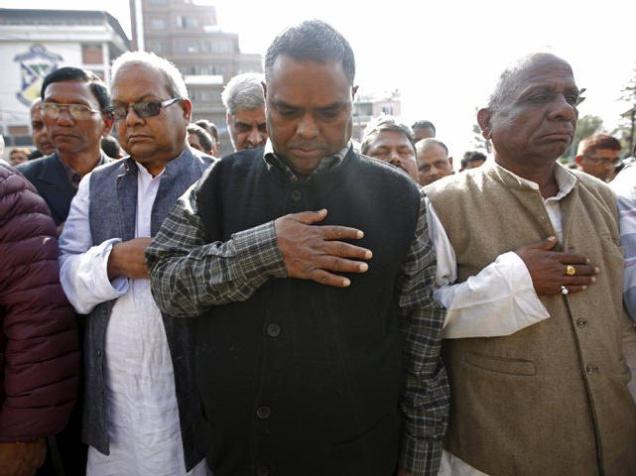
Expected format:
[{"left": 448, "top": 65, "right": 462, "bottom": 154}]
[{"left": 18, "top": 152, "right": 111, "bottom": 226}]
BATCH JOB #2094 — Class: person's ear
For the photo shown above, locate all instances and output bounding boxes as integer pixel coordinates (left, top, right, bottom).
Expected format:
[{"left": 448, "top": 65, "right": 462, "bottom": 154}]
[
  {"left": 477, "top": 108, "right": 493, "bottom": 139},
  {"left": 180, "top": 98, "right": 193, "bottom": 122}
]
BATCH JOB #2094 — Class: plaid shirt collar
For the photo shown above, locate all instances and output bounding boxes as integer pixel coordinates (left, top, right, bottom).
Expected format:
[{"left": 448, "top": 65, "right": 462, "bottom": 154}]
[{"left": 262, "top": 139, "right": 351, "bottom": 183}]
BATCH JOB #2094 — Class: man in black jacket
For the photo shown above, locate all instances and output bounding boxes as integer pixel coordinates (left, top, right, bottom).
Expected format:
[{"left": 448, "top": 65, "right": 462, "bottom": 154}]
[
  {"left": 18, "top": 67, "right": 112, "bottom": 229},
  {"left": 147, "top": 20, "right": 448, "bottom": 476}
]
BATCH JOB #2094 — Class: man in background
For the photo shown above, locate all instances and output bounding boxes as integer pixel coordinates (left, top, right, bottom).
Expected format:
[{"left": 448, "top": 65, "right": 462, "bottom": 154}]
[
  {"left": 222, "top": 72, "right": 268, "bottom": 151},
  {"left": 29, "top": 98, "right": 55, "bottom": 159},
  {"left": 18, "top": 67, "right": 113, "bottom": 228},
  {"left": 415, "top": 138, "right": 452, "bottom": 186},
  {"left": 411, "top": 120, "right": 436, "bottom": 142},
  {"left": 575, "top": 133, "right": 622, "bottom": 182},
  {"left": 360, "top": 115, "right": 418, "bottom": 182}
]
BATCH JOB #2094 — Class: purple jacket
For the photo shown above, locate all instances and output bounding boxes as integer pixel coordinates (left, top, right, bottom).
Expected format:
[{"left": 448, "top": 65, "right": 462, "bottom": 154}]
[{"left": 0, "top": 163, "right": 79, "bottom": 441}]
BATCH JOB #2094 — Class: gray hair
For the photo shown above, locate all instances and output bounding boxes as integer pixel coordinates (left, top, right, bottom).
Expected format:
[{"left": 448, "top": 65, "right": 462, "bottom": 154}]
[
  {"left": 264, "top": 20, "right": 355, "bottom": 85},
  {"left": 416, "top": 138, "right": 449, "bottom": 156},
  {"left": 360, "top": 115, "right": 415, "bottom": 155},
  {"left": 488, "top": 53, "right": 570, "bottom": 112},
  {"left": 111, "top": 51, "right": 188, "bottom": 99},
  {"left": 221, "top": 73, "right": 264, "bottom": 115}
]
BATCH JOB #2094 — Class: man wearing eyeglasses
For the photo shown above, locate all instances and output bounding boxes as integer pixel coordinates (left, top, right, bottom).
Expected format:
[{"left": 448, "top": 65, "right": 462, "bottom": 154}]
[
  {"left": 18, "top": 67, "right": 114, "bottom": 230},
  {"left": 58, "top": 51, "right": 212, "bottom": 475},
  {"left": 575, "top": 133, "right": 622, "bottom": 182}
]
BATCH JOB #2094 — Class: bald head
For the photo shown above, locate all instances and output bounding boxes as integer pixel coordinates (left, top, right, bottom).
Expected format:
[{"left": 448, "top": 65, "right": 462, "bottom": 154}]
[
  {"left": 477, "top": 52, "right": 580, "bottom": 175},
  {"left": 488, "top": 53, "right": 574, "bottom": 112}
]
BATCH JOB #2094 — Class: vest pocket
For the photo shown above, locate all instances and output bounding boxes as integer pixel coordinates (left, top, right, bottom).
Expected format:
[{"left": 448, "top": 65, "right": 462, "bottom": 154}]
[{"left": 465, "top": 352, "right": 536, "bottom": 376}]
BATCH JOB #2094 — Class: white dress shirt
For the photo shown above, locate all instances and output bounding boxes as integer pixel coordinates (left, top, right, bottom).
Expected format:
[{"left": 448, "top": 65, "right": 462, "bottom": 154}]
[
  {"left": 59, "top": 164, "right": 208, "bottom": 476},
  {"left": 429, "top": 163, "right": 576, "bottom": 475}
]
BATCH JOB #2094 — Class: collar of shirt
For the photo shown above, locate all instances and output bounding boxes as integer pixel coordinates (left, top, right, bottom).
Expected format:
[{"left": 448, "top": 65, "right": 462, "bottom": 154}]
[
  {"left": 492, "top": 161, "right": 577, "bottom": 203},
  {"left": 57, "top": 151, "right": 108, "bottom": 189},
  {"left": 122, "top": 146, "right": 190, "bottom": 178},
  {"left": 262, "top": 139, "right": 351, "bottom": 183}
]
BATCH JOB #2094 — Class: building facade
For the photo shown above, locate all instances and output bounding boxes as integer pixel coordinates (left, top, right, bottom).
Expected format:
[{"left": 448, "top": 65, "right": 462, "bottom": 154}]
[
  {"left": 352, "top": 89, "right": 402, "bottom": 140},
  {"left": 0, "top": 9, "right": 130, "bottom": 149},
  {"left": 130, "top": 0, "right": 262, "bottom": 154}
]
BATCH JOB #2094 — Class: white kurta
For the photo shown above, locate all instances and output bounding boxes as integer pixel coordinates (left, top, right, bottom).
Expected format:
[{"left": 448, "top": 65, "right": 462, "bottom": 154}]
[{"left": 59, "top": 164, "right": 208, "bottom": 476}]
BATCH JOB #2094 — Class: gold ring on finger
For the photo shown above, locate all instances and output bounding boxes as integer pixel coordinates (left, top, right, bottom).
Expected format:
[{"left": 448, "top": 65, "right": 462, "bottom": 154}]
[{"left": 565, "top": 265, "right": 576, "bottom": 276}]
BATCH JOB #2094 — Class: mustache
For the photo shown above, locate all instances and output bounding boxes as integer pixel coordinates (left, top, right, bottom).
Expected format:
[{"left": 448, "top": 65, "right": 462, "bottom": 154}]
[{"left": 288, "top": 141, "right": 328, "bottom": 150}]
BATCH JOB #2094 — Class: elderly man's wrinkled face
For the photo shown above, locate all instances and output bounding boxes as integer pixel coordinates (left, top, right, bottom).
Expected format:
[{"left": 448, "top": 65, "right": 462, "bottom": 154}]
[
  {"left": 265, "top": 56, "right": 354, "bottom": 176},
  {"left": 364, "top": 130, "right": 418, "bottom": 182},
  {"left": 111, "top": 64, "right": 191, "bottom": 175},
  {"left": 485, "top": 57, "right": 580, "bottom": 169},
  {"left": 227, "top": 107, "right": 268, "bottom": 151}
]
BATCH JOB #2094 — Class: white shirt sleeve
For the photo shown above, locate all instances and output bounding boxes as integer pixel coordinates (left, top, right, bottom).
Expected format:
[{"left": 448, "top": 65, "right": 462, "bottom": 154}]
[
  {"left": 58, "top": 173, "right": 128, "bottom": 314},
  {"left": 426, "top": 198, "right": 551, "bottom": 339}
]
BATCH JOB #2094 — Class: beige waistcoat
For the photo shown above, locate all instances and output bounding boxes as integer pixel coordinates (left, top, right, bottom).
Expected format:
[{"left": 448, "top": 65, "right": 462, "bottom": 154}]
[{"left": 426, "top": 163, "right": 636, "bottom": 476}]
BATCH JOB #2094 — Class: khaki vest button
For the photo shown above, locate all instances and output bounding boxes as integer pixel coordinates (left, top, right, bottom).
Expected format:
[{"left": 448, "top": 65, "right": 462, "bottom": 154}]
[{"left": 576, "top": 318, "right": 587, "bottom": 328}]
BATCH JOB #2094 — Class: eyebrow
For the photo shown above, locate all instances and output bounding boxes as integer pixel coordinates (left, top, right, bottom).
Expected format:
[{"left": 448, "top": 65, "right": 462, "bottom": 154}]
[{"left": 271, "top": 99, "right": 348, "bottom": 111}]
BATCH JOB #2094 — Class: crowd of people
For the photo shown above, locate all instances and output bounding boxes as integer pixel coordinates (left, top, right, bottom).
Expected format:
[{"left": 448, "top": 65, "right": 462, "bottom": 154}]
[{"left": 0, "top": 19, "right": 635, "bottom": 476}]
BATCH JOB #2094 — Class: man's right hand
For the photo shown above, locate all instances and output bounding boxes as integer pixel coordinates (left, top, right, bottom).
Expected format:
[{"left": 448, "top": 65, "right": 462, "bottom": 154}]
[
  {"left": 107, "top": 237, "right": 153, "bottom": 280},
  {"left": 516, "top": 236, "right": 599, "bottom": 296},
  {"left": 275, "top": 209, "right": 372, "bottom": 288}
]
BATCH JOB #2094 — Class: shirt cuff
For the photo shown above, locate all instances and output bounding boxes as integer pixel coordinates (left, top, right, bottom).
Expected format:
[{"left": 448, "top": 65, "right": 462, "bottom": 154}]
[
  {"left": 439, "top": 251, "right": 550, "bottom": 338},
  {"left": 231, "top": 221, "right": 287, "bottom": 280},
  {"left": 399, "top": 434, "right": 442, "bottom": 476}
]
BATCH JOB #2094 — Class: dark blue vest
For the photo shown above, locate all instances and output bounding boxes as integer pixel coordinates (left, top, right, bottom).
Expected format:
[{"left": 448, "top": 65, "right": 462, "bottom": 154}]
[
  {"left": 195, "top": 148, "right": 421, "bottom": 476},
  {"left": 83, "top": 148, "right": 211, "bottom": 471}
]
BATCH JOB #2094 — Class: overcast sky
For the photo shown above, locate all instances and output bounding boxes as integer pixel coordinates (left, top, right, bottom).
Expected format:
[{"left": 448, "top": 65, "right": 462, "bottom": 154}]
[{"left": 3, "top": 0, "right": 636, "bottom": 156}]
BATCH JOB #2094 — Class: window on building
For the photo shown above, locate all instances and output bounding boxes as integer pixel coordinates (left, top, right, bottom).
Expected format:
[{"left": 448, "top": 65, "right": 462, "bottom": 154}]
[
  {"left": 82, "top": 44, "right": 103, "bottom": 65},
  {"left": 209, "top": 40, "right": 233, "bottom": 54},
  {"left": 147, "top": 40, "right": 168, "bottom": 55},
  {"left": 177, "top": 16, "right": 198, "bottom": 29},
  {"left": 149, "top": 17, "right": 167, "bottom": 30},
  {"left": 354, "top": 103, "right": 373, "bottom": 116},
  {"left": 8, "top": 125, "right": 30, "bottom": 136},
  {"left": 381, "top": 105, "right": 394, "bottom": 115}
]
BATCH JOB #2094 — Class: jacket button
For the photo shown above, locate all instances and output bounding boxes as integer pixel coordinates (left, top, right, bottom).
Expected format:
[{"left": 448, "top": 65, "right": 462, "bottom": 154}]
[
  {"left": 266, "top": 323, "right": 281, "bottom": 337},
  {"left": 576, "top": 318, "right": 587, "bottom": 328},
  {"left": 291, "top": 190, "right": 302, "bottom": 201},
  {"left": 97, "top": 350, "right": 102, "bottom": 357},
  {"left": 256, "top": 466, "right": 270, "bottom": 476},
  {"left": 585, "top": 364, "right": 599, "bottom": 375},
  {"left": 256, "top": 406, "right": 271, "bottom": 419}
]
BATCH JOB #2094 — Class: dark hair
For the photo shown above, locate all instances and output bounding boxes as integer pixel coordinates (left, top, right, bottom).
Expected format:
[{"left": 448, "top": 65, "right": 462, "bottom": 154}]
[
  {"left": 41, "top": 66, "right": 111, "bottom": 111},
  {"left": 360, "top": 115, "right": 415, "bottom": 155},
  {"left": 411, "top": 120, "right": 436, "bottom": 135},
  {"left": 461, "top": 151, "right": 486, "bottom": 167},
  {"left": 101, "top": 136, "right": 123, "bottom": 159},
  {"left": 264, "top": 20, "right": 355, "bottom": 85},
  {"left": 578, "top": 133, "right": 622, "bottom": 156},
  {"left": 187, "top": 123, "right": 214, "bottom": 154},
  {"left": 195, "top": 119, "right": 219, "bottom": 142}
]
